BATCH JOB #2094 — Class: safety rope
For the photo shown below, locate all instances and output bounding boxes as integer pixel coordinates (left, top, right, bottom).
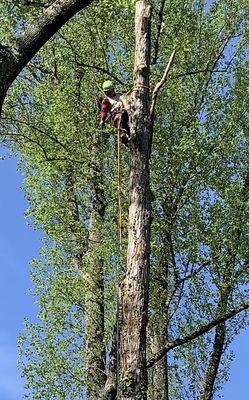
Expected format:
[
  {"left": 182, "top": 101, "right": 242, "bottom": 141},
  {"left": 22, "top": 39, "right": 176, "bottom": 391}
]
[
  {"left": 124, "top": 83, "right": 149, "bottom": 96},
  {"left": 115, "top": 114, "right": 122, "bottom": 397},
  {"left": 117, "top": 119, "right": 122, "bottom": 244}
]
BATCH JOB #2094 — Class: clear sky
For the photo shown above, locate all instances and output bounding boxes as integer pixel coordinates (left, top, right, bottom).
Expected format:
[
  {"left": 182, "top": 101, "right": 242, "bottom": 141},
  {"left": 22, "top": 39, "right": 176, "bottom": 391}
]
[
  {"left": 0, "top": 156, "right": 248, "bottom": 399},
  {"left": 0, "top": 156, "right": 41, "bottom": 399}
]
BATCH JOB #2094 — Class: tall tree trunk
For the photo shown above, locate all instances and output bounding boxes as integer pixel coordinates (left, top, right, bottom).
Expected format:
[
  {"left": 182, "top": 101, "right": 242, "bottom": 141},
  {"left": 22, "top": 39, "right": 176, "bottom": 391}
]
[
  {"left": 150, "top": 244, "right": 171, "bottom": 400},
  {"left": 85, "top": 140, "right": 107, "bottom": 399},
  {"left": 119, "top": 1, "right": 152, "bottom": 399},
  {"left": 199, "top": 323, "right": 226, "bottom": 400},
  {"left": 101, "top": 325, "right": 118, "bottom": 400},
  {"left": 85, "top": 207, "right": 106, "bottom": 398},
  {"left": 199, "top": 286, "right": 230, "bottom": 400},
  {"left": 150, "top": 328, "right": 168, "bottom": 400},
  {"left": 64, "top": 160, "right": 106, "bottom": 398}
]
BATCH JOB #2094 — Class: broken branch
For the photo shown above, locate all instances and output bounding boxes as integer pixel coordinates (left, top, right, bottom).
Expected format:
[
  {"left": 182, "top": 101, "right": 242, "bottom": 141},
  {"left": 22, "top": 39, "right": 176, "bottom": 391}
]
[{"left": 150, "top": 50, "right": 176, "bottom": 123}]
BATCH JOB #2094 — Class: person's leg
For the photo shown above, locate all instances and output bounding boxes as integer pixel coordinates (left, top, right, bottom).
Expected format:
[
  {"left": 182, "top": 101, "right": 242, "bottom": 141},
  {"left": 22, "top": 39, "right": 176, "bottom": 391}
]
[
  {"left": 113, "top": 113, "right": 120, "bottom": 129},
  {"left": 120, "top": 111, "right": 130, "bottom": 146},
  {"left": 113, "top": 112, "right": 129, "bottom": 147},
  {"left": 121, "top": 110, "right": 130, "bottom": 136}
]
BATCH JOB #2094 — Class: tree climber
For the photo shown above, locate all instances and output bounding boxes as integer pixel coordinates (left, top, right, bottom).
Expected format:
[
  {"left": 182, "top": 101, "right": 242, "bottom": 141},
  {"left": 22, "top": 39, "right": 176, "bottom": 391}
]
[{"left": 99, "top": 80, "right": 130, "bottom": 146}]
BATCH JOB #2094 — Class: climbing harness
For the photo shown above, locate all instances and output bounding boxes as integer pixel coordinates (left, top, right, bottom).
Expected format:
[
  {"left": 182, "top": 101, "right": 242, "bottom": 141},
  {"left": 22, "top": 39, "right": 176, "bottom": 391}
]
[
  {"left": 133, "top": 83, "right": 149, "bottom": 91},
  {"left": 124, "top": 83, "right": 149, "bottom": 95}
]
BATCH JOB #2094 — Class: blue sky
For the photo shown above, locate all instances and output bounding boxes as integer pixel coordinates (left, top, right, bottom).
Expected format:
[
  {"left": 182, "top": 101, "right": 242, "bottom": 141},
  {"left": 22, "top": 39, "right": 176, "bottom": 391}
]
[
  {"left": 0, "top": 156, "right": 248, "bottom": 399},
  {"left": 0, "top": 156, "right": 41, "bottom": 399}
]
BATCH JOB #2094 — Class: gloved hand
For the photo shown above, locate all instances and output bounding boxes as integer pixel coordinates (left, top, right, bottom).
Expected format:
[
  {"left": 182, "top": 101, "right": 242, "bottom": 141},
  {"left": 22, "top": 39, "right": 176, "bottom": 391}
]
[{"left": 99, "top": 120, "right": 104, "bottom": 129}]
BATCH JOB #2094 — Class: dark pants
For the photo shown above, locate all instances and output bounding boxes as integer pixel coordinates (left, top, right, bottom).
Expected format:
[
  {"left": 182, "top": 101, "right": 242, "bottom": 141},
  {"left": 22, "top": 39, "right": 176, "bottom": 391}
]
[{"left": 113, "top": 111, "right": 130, "bottom": 136}]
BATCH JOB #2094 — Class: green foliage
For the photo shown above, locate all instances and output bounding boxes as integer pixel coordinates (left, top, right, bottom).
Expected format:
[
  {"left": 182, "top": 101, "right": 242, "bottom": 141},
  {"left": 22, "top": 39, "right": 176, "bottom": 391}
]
[{"left": 0, "top": 0, "right": 248, "bottom": 398}]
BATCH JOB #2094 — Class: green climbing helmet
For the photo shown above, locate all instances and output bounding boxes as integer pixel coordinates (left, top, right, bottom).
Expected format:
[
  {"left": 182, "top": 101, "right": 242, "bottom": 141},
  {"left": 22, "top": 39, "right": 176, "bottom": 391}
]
[{"left": 102, "top": 80, "right": 114, "bottom": 91}]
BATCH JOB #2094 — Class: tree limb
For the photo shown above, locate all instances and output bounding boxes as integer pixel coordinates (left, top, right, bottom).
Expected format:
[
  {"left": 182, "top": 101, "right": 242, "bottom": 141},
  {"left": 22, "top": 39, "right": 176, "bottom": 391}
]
[
  {"left": 1, "top": 117, "right": 69, "bottom": 151},
  {"left": 172, "top": 49, "right": 238, "bottom": 80},
  {"left": 76, "top": 62, "right": 124, "bottom": 85},
  {"left": 150, "top": 50, "right": 176, "bottom": 124},
  {"left": 0, "top": 0, "right": 94, "bottom": 112},
  {"left": 147, "top": 301, "right": 249, "bottom": 368}
]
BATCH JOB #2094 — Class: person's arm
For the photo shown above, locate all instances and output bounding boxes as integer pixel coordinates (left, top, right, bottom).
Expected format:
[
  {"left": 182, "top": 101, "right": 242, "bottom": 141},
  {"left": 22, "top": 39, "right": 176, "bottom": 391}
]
[{"left": 99, "top": 97, "right": 110, "bottom": 127}]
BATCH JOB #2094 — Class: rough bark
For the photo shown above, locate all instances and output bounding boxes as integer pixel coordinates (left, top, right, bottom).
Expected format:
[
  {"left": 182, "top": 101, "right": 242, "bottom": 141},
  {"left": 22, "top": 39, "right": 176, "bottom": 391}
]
[
  {"left": 119, "top": 1, "right": 152, "bottom": 399},
  {"left": 150, "top": 329, "right": 168, "bottom": 400},
  {"left": 0, "top": 0, "right": 93, "bottom": 111}
]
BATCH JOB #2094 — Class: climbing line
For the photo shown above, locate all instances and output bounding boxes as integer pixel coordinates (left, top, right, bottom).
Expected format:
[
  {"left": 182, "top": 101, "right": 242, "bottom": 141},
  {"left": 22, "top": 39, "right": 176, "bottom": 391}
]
[
  {"left": 117, "top": 118, "right": 122, "bottom": 244},
  {"left": 124, "top": 83, "right": 149, "bottom": 96},
  {"left": 115, "top": 114, "right": 123, "bottom": 397}
]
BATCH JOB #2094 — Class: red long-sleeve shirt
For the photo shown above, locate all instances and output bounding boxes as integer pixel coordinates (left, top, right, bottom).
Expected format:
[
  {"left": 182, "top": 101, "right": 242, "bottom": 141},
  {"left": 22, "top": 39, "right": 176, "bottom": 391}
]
[
  {"left": 99, "top": 97, "right": 111, "bottom": 122},
  {"left": 99, "top": 93, "right": 123, "bottom": 122}
]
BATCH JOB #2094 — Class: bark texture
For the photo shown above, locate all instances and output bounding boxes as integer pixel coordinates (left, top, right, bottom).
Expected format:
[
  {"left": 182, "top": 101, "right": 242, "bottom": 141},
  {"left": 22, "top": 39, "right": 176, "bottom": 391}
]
[
  {"left": 119, "top": 1, "right": 152, "bottom": 399},
  {"left": 200, "top": 258, "right": 239, "bottom": 399},
  {"left": 0, "top": 0, "right": 93, "bottom": 111},
  {"left": 150, "top": 329, "right": 168, "bottom": 400}
]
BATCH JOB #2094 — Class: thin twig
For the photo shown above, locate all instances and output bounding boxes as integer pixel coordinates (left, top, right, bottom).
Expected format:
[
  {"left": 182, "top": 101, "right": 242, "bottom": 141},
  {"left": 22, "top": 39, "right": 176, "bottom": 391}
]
[{"left": 76, "top": 62, "right": 124, "bottom": 85}]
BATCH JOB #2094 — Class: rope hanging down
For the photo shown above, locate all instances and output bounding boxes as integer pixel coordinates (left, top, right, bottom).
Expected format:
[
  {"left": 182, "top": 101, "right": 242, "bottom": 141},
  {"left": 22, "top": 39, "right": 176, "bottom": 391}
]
[
  {"left": 115, "top": 114, "right": 123, "bottom": 397},
  {"left": 117, "top": 117, "right": 122, "bottom": 244}
]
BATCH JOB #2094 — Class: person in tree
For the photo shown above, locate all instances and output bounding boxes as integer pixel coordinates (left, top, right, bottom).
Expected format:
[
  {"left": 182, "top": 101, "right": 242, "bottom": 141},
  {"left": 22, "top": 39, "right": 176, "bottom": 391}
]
[{"left": 99, "top": 80, "right": 130, "bottom": 146}]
